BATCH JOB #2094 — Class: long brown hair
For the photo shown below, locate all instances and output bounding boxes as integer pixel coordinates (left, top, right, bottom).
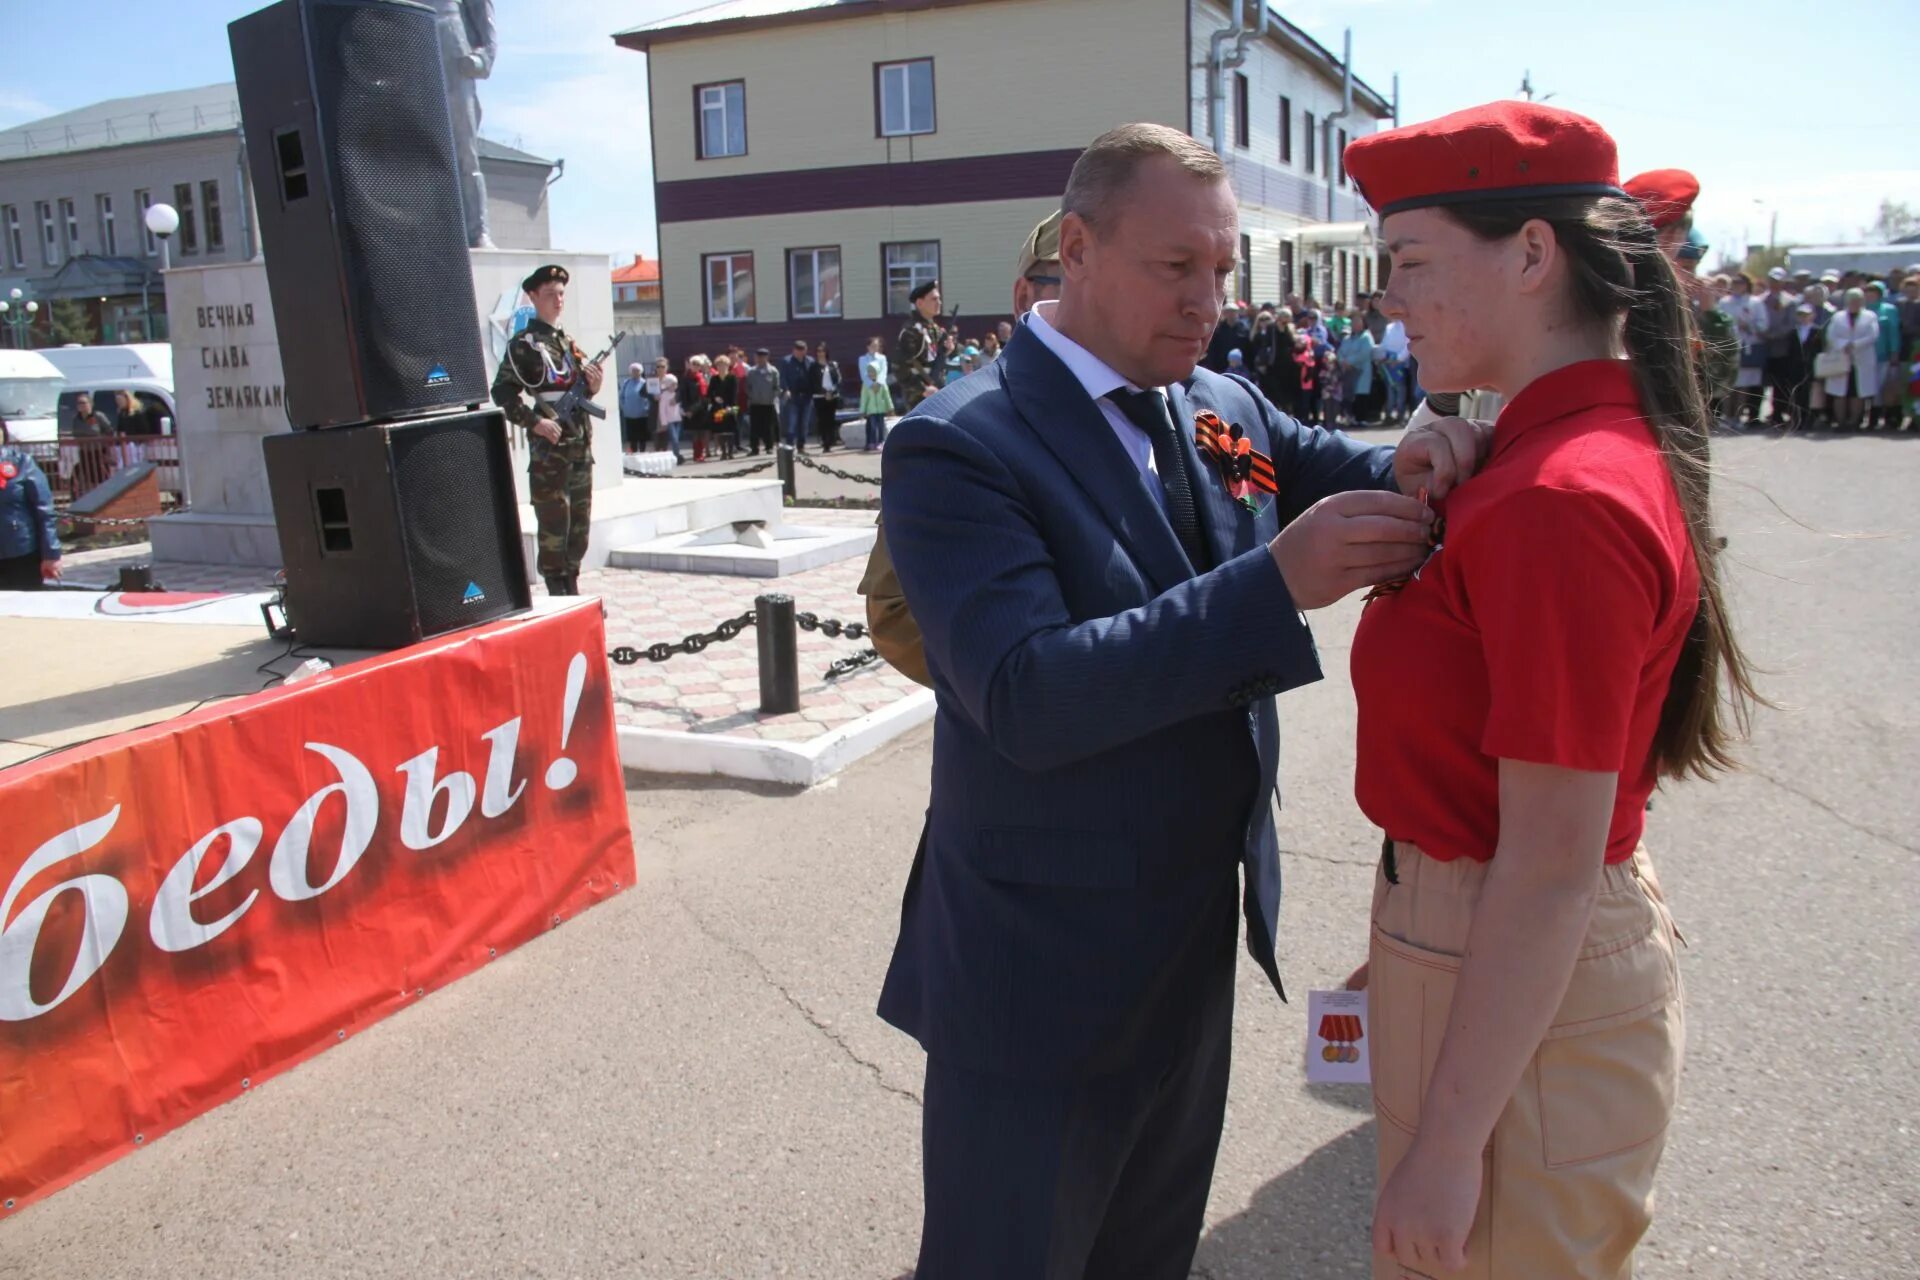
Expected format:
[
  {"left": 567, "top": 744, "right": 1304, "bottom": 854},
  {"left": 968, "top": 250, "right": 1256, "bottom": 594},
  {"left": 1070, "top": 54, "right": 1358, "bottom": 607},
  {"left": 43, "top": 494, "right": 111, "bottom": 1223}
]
[{"left": 1444, "top": 195, "right": 1760, "bottom": 779}]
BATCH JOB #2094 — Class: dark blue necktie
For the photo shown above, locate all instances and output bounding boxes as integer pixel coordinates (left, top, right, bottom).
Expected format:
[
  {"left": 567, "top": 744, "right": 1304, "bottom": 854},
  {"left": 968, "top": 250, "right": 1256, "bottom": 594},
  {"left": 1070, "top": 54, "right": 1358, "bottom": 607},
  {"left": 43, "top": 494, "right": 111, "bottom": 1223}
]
[{"left": 1107, "top": 387, "right": 1209, "bottom": 571}]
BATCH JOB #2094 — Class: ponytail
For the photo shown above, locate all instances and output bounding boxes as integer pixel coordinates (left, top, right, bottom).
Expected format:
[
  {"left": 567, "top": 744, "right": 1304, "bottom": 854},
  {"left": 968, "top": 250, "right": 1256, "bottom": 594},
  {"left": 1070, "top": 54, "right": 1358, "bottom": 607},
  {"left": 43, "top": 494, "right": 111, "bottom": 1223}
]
[{"left": 1445, "top": 196, "right": 1762, "bottom": 780}]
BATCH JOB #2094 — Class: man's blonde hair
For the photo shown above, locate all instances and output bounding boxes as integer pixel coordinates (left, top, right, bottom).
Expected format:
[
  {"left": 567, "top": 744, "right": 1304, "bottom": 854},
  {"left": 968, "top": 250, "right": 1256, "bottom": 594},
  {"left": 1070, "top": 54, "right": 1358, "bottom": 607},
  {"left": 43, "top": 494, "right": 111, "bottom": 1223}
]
[{"left": 1064, "top": 123, "right": 1226, "bottom": 236}]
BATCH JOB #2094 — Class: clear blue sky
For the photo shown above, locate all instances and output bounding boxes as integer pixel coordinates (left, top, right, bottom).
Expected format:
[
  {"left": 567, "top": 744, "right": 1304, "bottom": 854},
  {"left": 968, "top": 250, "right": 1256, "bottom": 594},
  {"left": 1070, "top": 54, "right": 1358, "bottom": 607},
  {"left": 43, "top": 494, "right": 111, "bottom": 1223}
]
[{"left": 3, "top": 0, "right": 1914, "bottom": 267}]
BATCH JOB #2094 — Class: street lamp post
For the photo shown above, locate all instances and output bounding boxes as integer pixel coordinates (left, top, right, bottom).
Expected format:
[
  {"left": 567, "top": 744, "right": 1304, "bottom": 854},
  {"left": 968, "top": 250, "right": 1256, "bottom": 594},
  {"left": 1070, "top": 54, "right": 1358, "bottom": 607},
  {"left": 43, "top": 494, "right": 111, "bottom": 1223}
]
[
  {"left": 0, "top": 288, "right": 40, "bottom": 348},
  {"left": 143, "top": 202, "right": 180, "bottom": 341}
]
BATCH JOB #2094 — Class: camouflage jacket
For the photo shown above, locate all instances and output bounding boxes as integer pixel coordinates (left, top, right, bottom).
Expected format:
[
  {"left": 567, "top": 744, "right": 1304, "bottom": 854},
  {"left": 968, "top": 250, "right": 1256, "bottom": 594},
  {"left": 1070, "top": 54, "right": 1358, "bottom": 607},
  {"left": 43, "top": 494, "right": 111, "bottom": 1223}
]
[
  {"left": 1695, "top": 304, "right": 1740, "bottom": 403},
  {"left": 491, "top": 319, "right": 589, "bottom": 442}
]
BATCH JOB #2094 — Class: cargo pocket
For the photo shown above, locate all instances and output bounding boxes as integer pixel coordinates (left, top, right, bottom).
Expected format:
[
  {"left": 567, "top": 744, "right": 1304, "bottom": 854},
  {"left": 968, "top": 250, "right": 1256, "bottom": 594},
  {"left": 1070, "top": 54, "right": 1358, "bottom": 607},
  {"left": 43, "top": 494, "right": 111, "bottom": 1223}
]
[
  {"left": 1537, "top": 880, "right": 1683, "bottom": 1168},
  {"left": 1368, "top": 925, "right": 1461, "bottom": 1138}
]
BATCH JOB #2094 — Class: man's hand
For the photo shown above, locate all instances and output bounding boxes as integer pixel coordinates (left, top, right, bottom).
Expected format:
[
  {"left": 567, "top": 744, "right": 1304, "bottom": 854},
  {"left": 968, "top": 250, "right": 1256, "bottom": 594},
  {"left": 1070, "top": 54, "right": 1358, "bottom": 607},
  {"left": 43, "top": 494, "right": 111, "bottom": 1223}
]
[
  {"left": 582, "top": 361, "right": 604, "bottom": 396},
  {"left": 532, "top": 419, "right": 562, "bottom": 445},
  {"left": 1269, "top": 490, "right": 1435, "bottom": 610},
  {"left": 1395, "top": 407, "right": 1494, "bottom": 500},
  {"left": 40, "top": 558, "right": 60, "bottom": 582}
]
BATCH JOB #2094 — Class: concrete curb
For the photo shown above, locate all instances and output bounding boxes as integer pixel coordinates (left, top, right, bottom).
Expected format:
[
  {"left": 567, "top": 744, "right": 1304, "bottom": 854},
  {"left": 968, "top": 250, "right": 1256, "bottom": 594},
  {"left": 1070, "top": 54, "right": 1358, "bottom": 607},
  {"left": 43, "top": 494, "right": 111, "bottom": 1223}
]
[{"left": 617, "top": 687, "right": 934, "bottom": 786}]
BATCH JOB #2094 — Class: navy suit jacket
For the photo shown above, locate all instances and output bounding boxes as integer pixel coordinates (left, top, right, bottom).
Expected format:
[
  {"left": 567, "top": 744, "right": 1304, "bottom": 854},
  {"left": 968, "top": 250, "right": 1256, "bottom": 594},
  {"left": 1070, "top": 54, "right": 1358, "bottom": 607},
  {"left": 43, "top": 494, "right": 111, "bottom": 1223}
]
[{"left": 876, "top": 323, "right": 1394, "bottom": 1080}]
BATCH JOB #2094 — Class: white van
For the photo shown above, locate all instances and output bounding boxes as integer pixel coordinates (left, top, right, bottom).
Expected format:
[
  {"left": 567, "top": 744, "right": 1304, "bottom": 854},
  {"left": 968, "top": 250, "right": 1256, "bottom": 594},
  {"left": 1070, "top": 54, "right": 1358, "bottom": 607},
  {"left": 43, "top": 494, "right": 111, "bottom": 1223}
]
[
  {"left": 0, "top": 349, "right": 66, "bottom": 443},
  {"left": 42, "top": 343, "right": 176, "bottom": 436}
]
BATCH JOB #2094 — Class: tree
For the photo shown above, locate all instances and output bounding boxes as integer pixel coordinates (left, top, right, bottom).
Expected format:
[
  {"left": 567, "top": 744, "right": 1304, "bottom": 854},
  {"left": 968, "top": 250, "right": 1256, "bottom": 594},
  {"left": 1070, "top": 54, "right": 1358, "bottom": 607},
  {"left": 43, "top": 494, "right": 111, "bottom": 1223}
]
[
  {"left": 1866, "top": 199, "right": 1919, "bottom": 243},
  {"left": 1742, "top": 245, "right": 1794, "bottom": 279},
  {"left": 49, "top": 298, "right": 97, "bottom": 345}
]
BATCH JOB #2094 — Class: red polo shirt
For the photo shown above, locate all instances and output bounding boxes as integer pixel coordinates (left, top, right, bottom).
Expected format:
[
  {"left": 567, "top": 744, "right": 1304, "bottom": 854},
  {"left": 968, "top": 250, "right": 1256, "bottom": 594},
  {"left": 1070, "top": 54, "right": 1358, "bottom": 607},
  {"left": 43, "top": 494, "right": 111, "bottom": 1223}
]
[{"left": 1351, "top": 360, "right": 1700, "bottom": 863}]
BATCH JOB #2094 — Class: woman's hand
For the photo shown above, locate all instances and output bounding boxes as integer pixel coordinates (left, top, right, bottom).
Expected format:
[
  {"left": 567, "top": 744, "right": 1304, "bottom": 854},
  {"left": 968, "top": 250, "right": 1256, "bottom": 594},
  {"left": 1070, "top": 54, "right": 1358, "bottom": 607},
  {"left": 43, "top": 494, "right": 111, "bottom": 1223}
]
[
  {"left": 1373, "top": 1135, "right": 1481, "bottom": 1275},
  {"left": 40, "top": 558, "right": 61, "bottom": 582},
  {"left": 1344, "top": 960, "right": 1369, "bottom": 991}
]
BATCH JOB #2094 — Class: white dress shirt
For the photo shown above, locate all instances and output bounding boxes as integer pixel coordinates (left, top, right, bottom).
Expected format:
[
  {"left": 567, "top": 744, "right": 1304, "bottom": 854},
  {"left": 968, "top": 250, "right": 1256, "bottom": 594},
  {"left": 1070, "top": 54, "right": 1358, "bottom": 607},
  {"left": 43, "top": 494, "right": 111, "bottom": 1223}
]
[{"left": 1026, "top": 300, "right": 1166, "bottom": 506}]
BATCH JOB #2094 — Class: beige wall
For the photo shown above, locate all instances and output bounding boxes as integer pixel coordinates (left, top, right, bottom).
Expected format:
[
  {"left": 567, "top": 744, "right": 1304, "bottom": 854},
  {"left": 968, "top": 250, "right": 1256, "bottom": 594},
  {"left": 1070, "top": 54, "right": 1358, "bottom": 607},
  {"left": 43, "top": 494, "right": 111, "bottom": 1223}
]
[
  {"left": 659, "top": 196, "right": 1059, "bottom": 330},
  {"left": 645, "top": 0, "right": 1184, "bottom": 183}
]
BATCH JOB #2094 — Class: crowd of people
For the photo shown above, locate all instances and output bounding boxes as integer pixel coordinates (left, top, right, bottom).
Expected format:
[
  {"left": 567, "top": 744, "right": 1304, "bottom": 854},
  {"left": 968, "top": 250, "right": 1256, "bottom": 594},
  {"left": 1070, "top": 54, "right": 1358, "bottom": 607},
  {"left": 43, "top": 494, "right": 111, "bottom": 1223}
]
[
  {"left": 1202, "top": 294, "right": 1416, "bottom": 430},
  {"left": 619, "top": 340, "right": 867, "bottom": 463},
  {"left": 1705, "top": 264, "right": 1920, "bottom": 431}
]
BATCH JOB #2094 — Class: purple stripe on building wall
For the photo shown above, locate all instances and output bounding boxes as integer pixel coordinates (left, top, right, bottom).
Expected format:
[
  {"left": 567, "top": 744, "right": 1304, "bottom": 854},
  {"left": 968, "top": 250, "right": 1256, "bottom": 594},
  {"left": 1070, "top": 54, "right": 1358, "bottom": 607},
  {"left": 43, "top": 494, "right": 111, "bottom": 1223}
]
[
  {"left": 656, "top": 148, "right": 1082, "bottom": 223},
  {"left": 1225, "top": 157, "right": 1372, "bottom": 223},
  {"left": 661, "top": 314, "right": 1016, "bottom": 374}
]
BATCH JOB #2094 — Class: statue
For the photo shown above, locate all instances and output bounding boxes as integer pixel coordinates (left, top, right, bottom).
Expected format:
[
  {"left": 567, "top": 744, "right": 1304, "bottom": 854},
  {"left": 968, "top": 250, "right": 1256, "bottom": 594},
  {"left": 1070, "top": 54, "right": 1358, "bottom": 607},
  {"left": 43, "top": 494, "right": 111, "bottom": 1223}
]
[{"left": 436, "top": 0, "right": 498, "bottom": 249}]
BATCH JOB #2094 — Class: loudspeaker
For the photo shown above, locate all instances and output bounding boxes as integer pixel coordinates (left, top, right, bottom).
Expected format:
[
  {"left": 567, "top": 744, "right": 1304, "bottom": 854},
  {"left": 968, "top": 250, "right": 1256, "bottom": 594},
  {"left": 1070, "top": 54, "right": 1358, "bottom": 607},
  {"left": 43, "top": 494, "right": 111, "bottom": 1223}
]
[
  {"left": 263, "top": 409, "right": 530, "bottom": 649},
  {"left": 230, "top": 0, "right": 488, "bottom": 428}
]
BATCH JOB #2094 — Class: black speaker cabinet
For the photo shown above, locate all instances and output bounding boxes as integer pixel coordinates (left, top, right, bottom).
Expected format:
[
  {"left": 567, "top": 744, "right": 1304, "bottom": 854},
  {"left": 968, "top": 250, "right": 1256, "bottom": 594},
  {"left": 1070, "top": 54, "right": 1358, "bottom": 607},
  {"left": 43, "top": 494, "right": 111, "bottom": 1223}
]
[
  {"left": 231, "top": 0, "right": 488, "bottom": 428},
  {"left": 263, "top": 408, "right": 530, "bottom": 649}
]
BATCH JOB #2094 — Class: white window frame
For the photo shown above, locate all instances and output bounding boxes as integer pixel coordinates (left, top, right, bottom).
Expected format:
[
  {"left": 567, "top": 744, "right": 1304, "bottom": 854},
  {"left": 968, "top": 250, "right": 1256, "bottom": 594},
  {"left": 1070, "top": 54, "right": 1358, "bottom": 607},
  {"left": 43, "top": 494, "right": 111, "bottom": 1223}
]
[
  {"left": 2, "top": 205, "right": 22, "bottom": 269},
  {"left": 137, "top": 189, "right": 157, "bottom": 256},
  {"left": 696, "top": 81, "right": 746, "bottom": 160},
  {"left": 883, "top": 241, "right": 940, "bottom": 315},
  {"left": 876, "top": 59, "right": 935, "bottom": 138},
  {"left": 96, "top": 194, "right": 116, "bottom": 257},
  {"left": 173, "top": 183, "right": 198, "bottom": 256},
  {"left": 703, "top": 252, "right": 755, "bottom": 324},
  {"left": 787, "top": 246, "right": 842, "bottom": 320},
  {"left": 59, "top": 198, "right": 80, "bottom": 258},
  {"left": 37, "top": 202, "right": 58, "bottom": 266}
]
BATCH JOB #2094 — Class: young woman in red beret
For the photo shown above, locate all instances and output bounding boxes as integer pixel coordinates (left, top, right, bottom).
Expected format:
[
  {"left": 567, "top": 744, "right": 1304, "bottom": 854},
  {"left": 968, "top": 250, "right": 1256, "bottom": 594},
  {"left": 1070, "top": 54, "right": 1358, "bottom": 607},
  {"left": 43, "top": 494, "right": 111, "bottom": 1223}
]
[{"left": 1342, "top": 103, "right": 1760, "bottom": 1279}]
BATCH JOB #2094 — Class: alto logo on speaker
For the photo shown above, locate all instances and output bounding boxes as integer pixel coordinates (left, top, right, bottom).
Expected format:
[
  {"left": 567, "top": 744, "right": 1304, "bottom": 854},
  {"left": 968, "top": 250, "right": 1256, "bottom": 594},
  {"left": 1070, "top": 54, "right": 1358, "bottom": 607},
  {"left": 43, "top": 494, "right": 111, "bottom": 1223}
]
[
  {"left": 462, "top": 581, "right": 486, "bottom": 605},
  {"left": 425, "top": 363, "right": 452, "bottom": 388}
]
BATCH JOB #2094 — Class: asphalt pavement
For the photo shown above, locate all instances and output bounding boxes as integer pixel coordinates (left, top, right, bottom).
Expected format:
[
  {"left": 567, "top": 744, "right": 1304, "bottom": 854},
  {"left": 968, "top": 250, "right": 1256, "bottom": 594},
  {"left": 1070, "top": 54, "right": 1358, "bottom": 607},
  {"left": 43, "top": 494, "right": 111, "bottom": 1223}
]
[{"left": 4, "top": 426, "right": 1914, "bottom": 1279}]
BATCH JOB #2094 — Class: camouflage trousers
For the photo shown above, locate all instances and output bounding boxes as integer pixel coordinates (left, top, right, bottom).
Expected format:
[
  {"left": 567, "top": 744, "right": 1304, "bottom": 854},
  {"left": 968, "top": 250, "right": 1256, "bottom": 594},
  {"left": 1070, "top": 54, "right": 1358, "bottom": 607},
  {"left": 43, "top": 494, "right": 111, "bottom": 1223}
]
[{"left": 528, "top": 436, "right": 593, "bottom": 578}]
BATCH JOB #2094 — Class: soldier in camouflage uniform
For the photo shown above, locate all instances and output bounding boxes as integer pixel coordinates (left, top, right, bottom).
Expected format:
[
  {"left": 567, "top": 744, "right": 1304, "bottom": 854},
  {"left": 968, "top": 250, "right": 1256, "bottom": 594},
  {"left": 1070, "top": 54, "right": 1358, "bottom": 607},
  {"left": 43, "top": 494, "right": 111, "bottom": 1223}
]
[
  {"left": 893, "top": 279, "right": 952, "bottom": 410},
  {"left": 490, "top": 263, "right": 603, "bottom": 596},
  {"left": 1625, "top": 169, "right": 1739, "bottom": 413}
]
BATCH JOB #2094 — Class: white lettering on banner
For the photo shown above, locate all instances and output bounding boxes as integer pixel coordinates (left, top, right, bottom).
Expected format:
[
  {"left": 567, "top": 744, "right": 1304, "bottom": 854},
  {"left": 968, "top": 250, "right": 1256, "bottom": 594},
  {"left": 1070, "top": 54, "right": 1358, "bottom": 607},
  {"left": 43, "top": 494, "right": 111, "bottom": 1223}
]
[
  {"left": 268, "top": 743, "right": 380, "bottom": 902},
  {"left": 0, "top": 808, "right": 129, "bottom": 1022},
  {"left": 150, "top": 818, "right": 264, "bottom": 954},
  {"left": 0, "top": 660, "right": 593, "bottom": 1021},
  {"left": 396, "top": 746, "right": 477, "bottom": 851},
  {"left": 479, "top": 718, "right": 527, "bottom": 819}
]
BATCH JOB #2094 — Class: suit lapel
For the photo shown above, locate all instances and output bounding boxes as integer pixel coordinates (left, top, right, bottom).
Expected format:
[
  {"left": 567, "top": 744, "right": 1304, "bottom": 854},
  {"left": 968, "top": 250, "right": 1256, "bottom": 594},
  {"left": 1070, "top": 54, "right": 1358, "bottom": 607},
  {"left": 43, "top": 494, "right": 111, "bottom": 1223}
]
[
  {"left": 1001, "top": 328, "right": 1193, "bottom": 593},
  {"left": 1168, "top": 379, "right": 1250, "bottom": 567}
]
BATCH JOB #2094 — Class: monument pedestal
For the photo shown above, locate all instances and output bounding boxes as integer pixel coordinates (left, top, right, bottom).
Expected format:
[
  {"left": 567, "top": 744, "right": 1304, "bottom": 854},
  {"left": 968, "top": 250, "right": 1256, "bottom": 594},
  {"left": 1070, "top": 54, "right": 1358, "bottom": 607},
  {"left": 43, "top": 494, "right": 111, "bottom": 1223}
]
[{"left": 150, "top": 248, "right": 627, "bottom": 567}]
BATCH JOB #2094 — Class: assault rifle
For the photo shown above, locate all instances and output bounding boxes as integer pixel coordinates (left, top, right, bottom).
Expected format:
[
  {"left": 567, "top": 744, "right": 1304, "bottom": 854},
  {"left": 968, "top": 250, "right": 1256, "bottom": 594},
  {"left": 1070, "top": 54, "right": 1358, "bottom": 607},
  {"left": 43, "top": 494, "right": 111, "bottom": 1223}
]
[{"left": 551, "top": 330, "right": 628, "bottom": 423}]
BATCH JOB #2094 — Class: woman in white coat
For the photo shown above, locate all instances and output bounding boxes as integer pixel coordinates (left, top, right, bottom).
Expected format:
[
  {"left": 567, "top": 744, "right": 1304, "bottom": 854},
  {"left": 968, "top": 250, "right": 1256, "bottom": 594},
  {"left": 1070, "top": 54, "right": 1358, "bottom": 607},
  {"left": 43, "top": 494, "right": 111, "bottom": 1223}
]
[{"left": 1822, "top": 288, "right": 1881, "bottom": 430}]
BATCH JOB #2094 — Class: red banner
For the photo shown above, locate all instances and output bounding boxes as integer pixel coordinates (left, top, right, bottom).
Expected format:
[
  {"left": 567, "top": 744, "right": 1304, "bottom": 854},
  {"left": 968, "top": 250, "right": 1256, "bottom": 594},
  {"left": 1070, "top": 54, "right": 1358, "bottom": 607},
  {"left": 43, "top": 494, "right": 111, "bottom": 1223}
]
[{"left": 0, "top": 602, "right": 634, "bottom": 1213}]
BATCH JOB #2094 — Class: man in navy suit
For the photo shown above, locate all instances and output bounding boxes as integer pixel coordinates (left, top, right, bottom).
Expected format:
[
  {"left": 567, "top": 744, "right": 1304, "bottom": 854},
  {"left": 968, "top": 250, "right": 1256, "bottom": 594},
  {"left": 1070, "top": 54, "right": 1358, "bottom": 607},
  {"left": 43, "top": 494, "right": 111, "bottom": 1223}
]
[{"left": 877, "top": 123, "right": 1488, "bottom": 1279}]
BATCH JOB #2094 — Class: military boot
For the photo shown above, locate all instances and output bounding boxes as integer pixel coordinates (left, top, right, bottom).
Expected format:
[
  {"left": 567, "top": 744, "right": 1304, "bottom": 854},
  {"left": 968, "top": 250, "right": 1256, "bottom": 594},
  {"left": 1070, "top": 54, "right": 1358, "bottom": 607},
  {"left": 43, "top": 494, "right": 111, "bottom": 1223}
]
[{"left": 544, "top": 575, "right": 571, "bottom": 596}]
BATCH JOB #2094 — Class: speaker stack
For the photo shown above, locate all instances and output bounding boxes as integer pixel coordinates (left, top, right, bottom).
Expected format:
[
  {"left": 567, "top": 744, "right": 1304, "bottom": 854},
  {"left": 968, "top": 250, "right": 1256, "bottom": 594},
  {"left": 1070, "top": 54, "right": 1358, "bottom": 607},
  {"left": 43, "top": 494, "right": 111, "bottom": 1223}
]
[{"left": 231, "top": 0, "right": 530, "bottom": 648}]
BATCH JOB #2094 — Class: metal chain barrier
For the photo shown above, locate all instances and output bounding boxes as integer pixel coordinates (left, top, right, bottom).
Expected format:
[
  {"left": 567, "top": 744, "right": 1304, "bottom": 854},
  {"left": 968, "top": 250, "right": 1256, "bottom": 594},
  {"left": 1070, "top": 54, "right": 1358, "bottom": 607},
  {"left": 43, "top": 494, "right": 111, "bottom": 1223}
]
[
  {"left": 631, "top": 458, "right": 777, "bottom": 481},
  {"left": 608, "top": 608, "right": 875, "bottom": 668},
  {"left": 824, "top": 648, "right": 882, "bottom": 681},
  {"left": 792, "top": 450, "right": 883, "bottom": 487},
  {"left": 609, "top": 611, "right": 755, "bottom": 665},
  {"left": 794, "top": 611, "right": 868, "bottom": 641}
]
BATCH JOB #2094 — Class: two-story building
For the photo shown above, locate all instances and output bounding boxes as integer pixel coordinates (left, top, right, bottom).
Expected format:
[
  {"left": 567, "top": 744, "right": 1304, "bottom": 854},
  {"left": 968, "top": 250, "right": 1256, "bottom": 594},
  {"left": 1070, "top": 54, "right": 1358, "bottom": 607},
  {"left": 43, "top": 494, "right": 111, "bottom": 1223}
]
[
  {"left": 615, "top": 0, "right": 1393, "bottom": 366},
  {"left": 0, "top": 83, "right": 557, "bottom": 347}
]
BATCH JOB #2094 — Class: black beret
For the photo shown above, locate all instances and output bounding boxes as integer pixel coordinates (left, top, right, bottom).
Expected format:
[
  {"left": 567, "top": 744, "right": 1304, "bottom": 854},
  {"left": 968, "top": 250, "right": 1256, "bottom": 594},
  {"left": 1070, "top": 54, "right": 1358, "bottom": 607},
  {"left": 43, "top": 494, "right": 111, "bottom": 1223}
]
[
  {"left": 909, "top": 279, "right": 941, "bottom": 303},
  {"left": 521, "top": 264, "right": 570, "bottom": 293}
]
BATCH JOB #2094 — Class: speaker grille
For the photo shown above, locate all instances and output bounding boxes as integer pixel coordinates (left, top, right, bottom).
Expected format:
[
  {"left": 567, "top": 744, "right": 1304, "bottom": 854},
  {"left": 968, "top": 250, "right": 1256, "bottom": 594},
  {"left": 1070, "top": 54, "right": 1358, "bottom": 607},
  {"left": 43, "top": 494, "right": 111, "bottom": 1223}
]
[
  {"left": 389, "top": 415, "right": 522, "bottom": 637},
  {"left": 309, "top": 0, "right": 487, "bottom": 416}
]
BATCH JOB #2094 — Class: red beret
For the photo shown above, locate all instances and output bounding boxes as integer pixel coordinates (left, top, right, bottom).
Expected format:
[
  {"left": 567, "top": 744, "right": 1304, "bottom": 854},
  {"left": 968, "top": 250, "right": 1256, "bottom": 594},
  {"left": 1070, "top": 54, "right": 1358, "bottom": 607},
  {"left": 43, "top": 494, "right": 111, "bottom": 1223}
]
[
  {"left": 1622, "top": 169, "right": 1700, "bottom": 230},
  {"left": 1345, "top": 101, "right": 1623, "bottom": 218}
]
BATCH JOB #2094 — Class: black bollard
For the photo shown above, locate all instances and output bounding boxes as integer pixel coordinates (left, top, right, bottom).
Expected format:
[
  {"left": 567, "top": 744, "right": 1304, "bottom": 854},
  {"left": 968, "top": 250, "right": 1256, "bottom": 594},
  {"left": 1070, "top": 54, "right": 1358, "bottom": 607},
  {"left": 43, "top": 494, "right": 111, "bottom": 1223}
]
[
  {"left": 756, "top": 592, "right": 800, "bottom": 714},
  {"left": 777, "top": 443, "right": 796, "bottom": 501}
]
